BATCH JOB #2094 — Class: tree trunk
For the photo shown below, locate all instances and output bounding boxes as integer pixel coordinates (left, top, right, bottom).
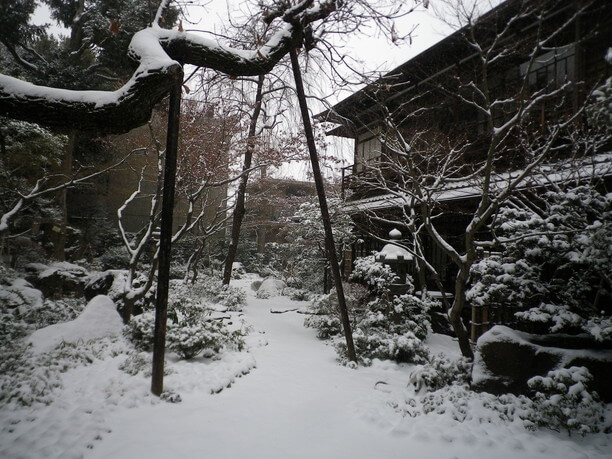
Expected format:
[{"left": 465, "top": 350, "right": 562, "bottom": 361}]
[
  {"left": 53, "top": 131, "right": 76, "bottom": 261},
  {"left": 449, "top": 265, "right": 474, "bottom": 359},
  {"left": 290, "top": 49, "right": 356, "bottom": 363},
  {"left": 222, "top": 75, "right": 265, "bottom": 285},
  {"left": 151, "top": 79, "right": 183, "bottom": 396}
]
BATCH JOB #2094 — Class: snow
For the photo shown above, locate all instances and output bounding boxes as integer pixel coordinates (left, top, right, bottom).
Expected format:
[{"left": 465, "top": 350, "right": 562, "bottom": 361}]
[
  {"left": 377, "top": 243, "right": 413, "bottom": 261},
  {"left": 27, "top": 295, "right": 123, "bottom": 355},
  {"left": 256, "top": 278, "right": 287, "bottom": 298},
  {"left": 1, "top": 276, "right": 610, "bottom": 459}
]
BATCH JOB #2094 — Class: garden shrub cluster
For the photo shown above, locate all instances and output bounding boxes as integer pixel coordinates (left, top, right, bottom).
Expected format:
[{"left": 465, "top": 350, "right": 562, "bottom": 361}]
[
  {"left": 402, "top": 361, "right": 608, "bottom": 436},
  {"left": 126, "top": 281, "right": 247, "bottom": 360},
  {"left": 173, "top": 276, "right": 246, "bottom": 311},
  {"left": 306, "top": 256, "right": 437, "bottom": 365},
  {"left": 0, "top": 337, "right": 124, "bottom": 407},
  {"left": 468, "top": 186, "right": 611, "bottom": 340},
  {"left": 523, "top": 366, "right": 607, "bottom": 436},
  {"left": 408, "top": 354, "right": 473, "bottom": 393}
]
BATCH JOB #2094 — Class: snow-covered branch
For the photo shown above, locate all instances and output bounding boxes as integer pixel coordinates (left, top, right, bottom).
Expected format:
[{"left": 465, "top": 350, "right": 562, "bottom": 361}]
[{"left": 0, "top": 0, "right": 339, "bottom": 136}]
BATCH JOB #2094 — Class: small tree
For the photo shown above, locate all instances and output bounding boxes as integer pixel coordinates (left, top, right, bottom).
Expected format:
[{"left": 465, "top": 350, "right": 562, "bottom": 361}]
[{"left": 267, "top": 196, "right": 354, "bottom": 293}]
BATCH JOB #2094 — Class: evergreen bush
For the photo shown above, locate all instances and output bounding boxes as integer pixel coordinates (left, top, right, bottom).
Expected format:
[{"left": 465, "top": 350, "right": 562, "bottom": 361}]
[{"left": 523, "top": 366, "right": 606, "bottom": 436}]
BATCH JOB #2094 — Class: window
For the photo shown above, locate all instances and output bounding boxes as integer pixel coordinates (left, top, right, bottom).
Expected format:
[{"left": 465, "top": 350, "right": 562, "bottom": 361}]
[
  {"left": 355, "top": 134, "right": 382, "bottom": 173},
  {"left": 520, "top": 44, "right": 575, "bottom": 90}
]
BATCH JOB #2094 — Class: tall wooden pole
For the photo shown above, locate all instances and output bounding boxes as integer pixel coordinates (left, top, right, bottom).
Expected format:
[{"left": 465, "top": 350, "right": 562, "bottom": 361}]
[
  {"left": 289, "top": 49, "right": 356, "bottom": 363},
  {"left": 151, "top": 78, "right": 183, "bottom": 396}
]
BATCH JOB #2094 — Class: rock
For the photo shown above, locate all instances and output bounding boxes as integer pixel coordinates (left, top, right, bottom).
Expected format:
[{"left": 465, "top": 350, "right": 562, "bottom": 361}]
[
  {"left": 256, "top": 278, "right": 286, "bottom": 298},
  {"left": 250, "top": 280, "right": 262, "bottom": 291},
  {"left": 24, "top": 262, "right": 89, "bottom": 298},
  {"left": 27, "top": 295, "right": 122, "bottom": 354},
  {"left": 472, "top": 325, "right": 612, "bottom": 402},
  {"left": 84, "top": 271, "right": 116, "bottom": 301}
]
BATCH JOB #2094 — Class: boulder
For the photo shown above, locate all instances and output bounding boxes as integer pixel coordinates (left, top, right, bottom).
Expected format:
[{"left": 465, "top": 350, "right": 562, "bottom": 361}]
[
  {"left": 84, "top": 271, "right": 116, "bottom": 301},
  {"left": 24, "top": 262, "right": 89, "bottom": 298},
  {"left": 472, "top": 325, "right": 612, "bottom": 402},
  {"left": 256, "top": 278, "right": 286, "bottom": 298},
  {"left": 27, "top": 295, "right": 122, "bottom": 354}
]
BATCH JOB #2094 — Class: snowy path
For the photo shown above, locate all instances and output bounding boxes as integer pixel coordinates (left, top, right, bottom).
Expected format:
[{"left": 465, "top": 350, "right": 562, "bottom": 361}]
[
  {"left": 2, "top": 277, "right": 609, "bottom": 459},
  {"left": 89, "top": 279, "right": 417, "bottom": 458},
  {"left": 88, "top": 279, "right": 610, "bottom": 459}
]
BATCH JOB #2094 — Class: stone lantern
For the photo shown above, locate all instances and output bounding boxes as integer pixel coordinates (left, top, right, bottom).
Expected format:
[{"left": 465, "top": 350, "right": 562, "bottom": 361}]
[{"left": 375, "top": 228, "right": 413, "bottom": 284}]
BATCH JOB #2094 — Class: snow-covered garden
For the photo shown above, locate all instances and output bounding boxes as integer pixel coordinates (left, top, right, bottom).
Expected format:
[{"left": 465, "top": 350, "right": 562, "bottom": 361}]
[
  {"left": 1, "top": 258, "right": 610, "bottom": 458},
  {"left": 1, "top": 0, "right": 612, "bottom": 457}
]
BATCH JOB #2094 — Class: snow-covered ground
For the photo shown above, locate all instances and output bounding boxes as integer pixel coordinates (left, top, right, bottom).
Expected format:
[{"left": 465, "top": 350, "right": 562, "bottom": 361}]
[{"left": 1, "top": 275, "right": 610, "bottom": 459}]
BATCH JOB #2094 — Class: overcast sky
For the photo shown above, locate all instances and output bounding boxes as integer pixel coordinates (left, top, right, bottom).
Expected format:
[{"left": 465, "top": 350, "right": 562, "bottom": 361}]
[{"left": 30, "top": 0, "right": 457, "bottom": 179}]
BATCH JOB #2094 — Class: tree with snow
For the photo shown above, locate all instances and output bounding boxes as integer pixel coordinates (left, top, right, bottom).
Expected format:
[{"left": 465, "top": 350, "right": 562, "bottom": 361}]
[
  {"left": 468, "top": 184, "right": 611, "bottom": 341},
  {"left": 347, "top": 0, "right": 610, "bottom": 358}
]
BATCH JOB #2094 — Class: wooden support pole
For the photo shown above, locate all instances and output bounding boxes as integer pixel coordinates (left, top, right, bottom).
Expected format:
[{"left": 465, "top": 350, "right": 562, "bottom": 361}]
[
  {"left": 289, "top": 49, "right": 356, "bottom": 363},
  {"left": 151, "top": 77, "right": 183, "bottom": 396}
]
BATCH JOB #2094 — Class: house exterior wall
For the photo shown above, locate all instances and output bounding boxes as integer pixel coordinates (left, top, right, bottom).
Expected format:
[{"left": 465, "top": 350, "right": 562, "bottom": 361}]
[{"left": 321, "top": 0, "right": 611, "bottom": 339}]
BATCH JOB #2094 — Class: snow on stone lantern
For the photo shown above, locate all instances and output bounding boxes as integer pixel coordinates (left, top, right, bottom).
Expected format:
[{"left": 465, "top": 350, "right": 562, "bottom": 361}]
[{"left": 375, "top": 228, "right": 413, "bottom": 284}]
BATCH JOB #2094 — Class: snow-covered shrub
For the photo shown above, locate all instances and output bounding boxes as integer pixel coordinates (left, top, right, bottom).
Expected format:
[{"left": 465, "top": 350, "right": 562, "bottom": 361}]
[
  {"left": 96, "top": 244, "right": 131, "bottom": 270},
  {"left": 118, "top": 351, "right": 150, "bottom": 376},
  {"left": 514, "top": 303, "right": 586, "bottom": 334},
  {"left": 0, "top": 337, "right": 123, "bottom": 407},
  {"left": 125, "top": 299, "right": 246, "bottom": 360},
  {"left": 0, "top": 278, "right": 85, "bottom": 344},
  {"left": 523, "top": 366, "right": 606, "bottom": 436},
  {"left": 344, "top": 263, "right": 435, "bottom": 365},
  {"left": 285, "top": 287, "right": 312, "bottom": 302},
  {"left": 306, "top": 257, "right": 436, "bottom": 365},
  {"left": 23, "top": 297, "right": 85, "bottom": 329},
  {"left": 467, "top": 256, "right": 544, "bottom": 309},
  {"left": 230, "top": 262, "right": 246, "bottom": 279},
  {"left": 349, "top": 255, "right": 398, "bottom": 295},
  {"left": 468, "top": 186, "right": 611, "bottom": 340},
  {"left": 263, "top": 198, "right": 355, "bottom": 293},
  {"left": 420, "top": 385, "right": 475, "bottom": 422},
  {"left": 304, "top": 292, "right": 344, "bottom": 339},
  {"left": 336, "top": 291, "right": 433, "bottom": 365},
  {"left": 174, "top": 277, "right": 246, "bottom": 311},
  {"left": 408, "top": 354, "right": 473, "bottom": 392},
  {"left": 340, "top": 328, "right": 430, "bottom": 366}
]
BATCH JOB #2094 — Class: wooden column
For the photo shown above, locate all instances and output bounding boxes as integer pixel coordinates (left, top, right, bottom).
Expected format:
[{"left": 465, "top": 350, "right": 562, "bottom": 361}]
[{"left": 151, "top": 78, "right": 182, "bottom": 396}]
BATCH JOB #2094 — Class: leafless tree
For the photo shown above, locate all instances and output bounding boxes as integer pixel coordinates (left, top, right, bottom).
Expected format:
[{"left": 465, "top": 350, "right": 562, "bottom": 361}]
[{"left": 343, "top": 0, "right": 609, "bottom": 357}]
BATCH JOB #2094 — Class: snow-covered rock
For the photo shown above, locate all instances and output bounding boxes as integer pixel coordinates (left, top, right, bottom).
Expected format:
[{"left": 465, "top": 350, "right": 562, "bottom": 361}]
[
  {"left": 27, "top": 295, "right": 122, "bottom": 354},
  {"left": 24, "top": 262, "right": 89, "bottom": 297},
  {"left": 472, "top": 325, "right": 612, "bottom": 402},
  {"left": 0, "top": 278, "right": 44, "bottom": 314},
  {"left": 256, "top": 278, "right": 286, "bottom": 298},
  {"left": 84, "top": 269, "right": 128, "bottom": 301}
]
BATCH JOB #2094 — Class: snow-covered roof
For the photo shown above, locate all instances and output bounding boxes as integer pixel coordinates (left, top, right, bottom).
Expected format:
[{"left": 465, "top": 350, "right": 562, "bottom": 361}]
[{"left": 345, "top": 153, "right": 612, "bottom": 212}]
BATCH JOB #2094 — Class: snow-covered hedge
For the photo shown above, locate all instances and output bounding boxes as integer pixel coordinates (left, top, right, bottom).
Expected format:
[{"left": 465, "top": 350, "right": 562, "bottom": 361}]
[
  {"left": 468, "top": 185, "right": 611, "bottom": 340},
  {"left": 408, "top": 354, "right": 473, "bottom": 393},
  {"left": 174, "top": 276, "right": 246, "bottom": 311},
  {"left": 126, "top": 281, "right": 247, "bottom": 360}
]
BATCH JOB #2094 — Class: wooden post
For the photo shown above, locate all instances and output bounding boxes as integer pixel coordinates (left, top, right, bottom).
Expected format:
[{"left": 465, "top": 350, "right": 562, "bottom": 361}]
[
  {"left": 151, "top": 78, "right": 182, "bottom": 396},
  {"left": 290, "top": 49, "right": 356, "bottom": 363}
]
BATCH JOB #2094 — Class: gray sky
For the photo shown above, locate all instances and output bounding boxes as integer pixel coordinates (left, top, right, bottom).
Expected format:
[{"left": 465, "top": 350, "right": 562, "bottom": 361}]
[{"left": 29, "top": 0, "right": 455, "bottom": 179}]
